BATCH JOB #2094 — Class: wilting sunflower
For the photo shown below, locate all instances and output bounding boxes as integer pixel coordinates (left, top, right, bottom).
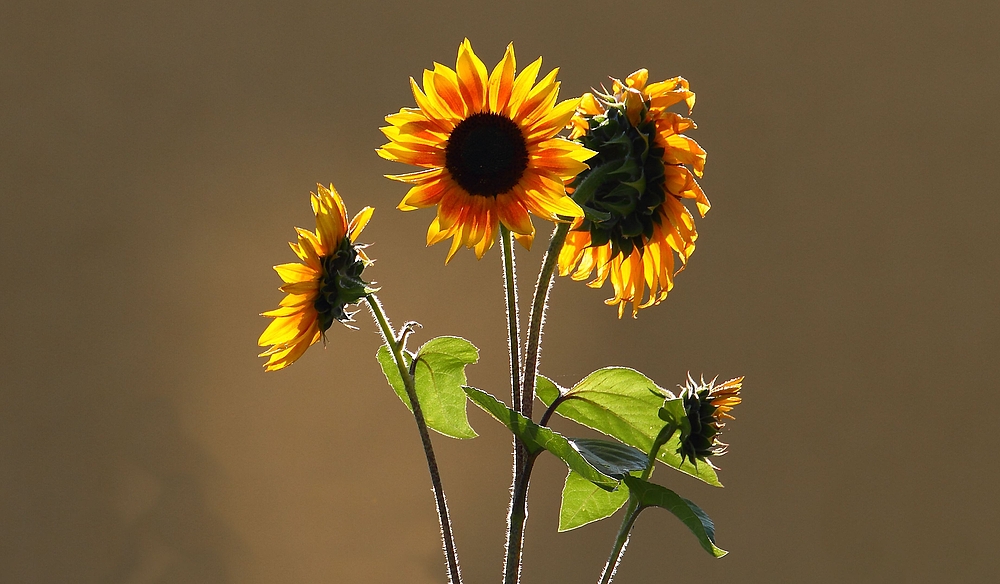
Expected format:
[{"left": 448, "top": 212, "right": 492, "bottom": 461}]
[
  {"left": 258, "top": 184, "right": 374, "bottom": 371},
  {"left": 677, "top": 375, "right": 743, "bottom": 465},
  {"left": 557, "top": 69, "right": 710, "bottom": 317},
  {"left": 378, "top": 39, "right": 594, "bottom": 262}
]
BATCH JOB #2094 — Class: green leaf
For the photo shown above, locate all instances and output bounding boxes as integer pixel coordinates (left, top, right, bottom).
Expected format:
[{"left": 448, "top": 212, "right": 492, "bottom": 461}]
[
  {"left": 463, "top": 386, "right": 618, "bottom": 490},
  {"left": 537, "top": 368, "right": 722, "bottom": 487},
  {"left": 623, "top": 475, "right": 727, "bottom": 558},
  {"left": 559, "top": 470, "right": 630, "bottom": 532},
  {"left": 535, "top": 375, "right": 561, "bottom": 407},
  {"left": 568, "top": 438, "right": 648, "bottom": 479},
  {"left": 376, "top": 336, "right": 479, "bottom": 440}
]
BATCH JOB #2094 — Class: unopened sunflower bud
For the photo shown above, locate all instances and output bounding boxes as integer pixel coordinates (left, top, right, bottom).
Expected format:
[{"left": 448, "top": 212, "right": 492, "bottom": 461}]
[{"left": 676, "top": 374, "right": 743, "bottom": 465}]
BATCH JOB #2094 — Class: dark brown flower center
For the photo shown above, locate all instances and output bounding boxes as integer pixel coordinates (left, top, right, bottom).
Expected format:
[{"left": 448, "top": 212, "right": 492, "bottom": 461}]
[{"left": 445, "top": 113, "right": 529, "bottom": 197}]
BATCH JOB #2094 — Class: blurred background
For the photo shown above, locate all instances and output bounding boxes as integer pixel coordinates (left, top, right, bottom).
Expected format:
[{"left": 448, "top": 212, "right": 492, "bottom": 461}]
[{"left": 2, "top": 1, "right": 998, "bottom": 582}]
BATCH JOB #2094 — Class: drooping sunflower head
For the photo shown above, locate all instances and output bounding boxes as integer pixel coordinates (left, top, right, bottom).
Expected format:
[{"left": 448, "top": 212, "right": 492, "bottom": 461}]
[
  {"left": 378, "top": 39, "right": 595, "bottom": 262},
  {"left": 676, "top": 375, "right": 743, "bottom": 465},
  {"left": 258, "top": 184, "right": 375, "bottom": 371},
  {"left": 558, "top": 69, "right": 711, "bottom": 317}
]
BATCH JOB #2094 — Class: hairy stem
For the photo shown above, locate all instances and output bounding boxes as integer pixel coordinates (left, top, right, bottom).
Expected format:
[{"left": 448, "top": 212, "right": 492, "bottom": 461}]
[
  {"left": 503, "top": 452, "right": 537, "bottom": 584},
  {"left": 500, "top": 225, "right": 522, "bottom": 413},
  {"left": 500, "top": 226, "right": 530, "bottom": 584},
  {"left": 502, "top": 223, "right": 571, "bottom": 584},
  {"left": 366, "top": 294, "right": 462, "bottom": 584},
  {"left": 522, "top": 222, "right": 570, "bottom": 418},
  {"left": 598, "top": 426, "right": 668, "bottom": 584},
  {"left": 598, "top": 501, "right": 642, "bottom": 584}
]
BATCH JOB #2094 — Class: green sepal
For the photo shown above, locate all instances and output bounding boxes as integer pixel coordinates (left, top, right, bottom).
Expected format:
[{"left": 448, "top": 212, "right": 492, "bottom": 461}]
[
  {"left": 537, "top": 370, "right": 722, "bottom": 486},
  {"left": 654, "top": 398, "right": 690, "bottom": 449},
  {"left": 376, "top": 336, "right": 479, "bottom": 440},
  {"left": 463, "top": 386, "right": 619, "bottom": 490},
  {"left": 622, "top": 475, "right": 727, "bottom": 558}
]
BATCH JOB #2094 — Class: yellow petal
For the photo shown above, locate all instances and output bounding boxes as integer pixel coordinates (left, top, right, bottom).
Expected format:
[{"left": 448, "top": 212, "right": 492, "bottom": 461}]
[
  {"left": 625, "top": 69, "right": 649, "bottom": 91},
  {"left": 444, "top": 224, "right": 464, "bottom": 263},
  {"left": 663, "top": 134, "right": 707, "bottom": 177},
  {"left": 385, "top": 167, "right": 445, "bottom": 184},
  {"left": 578, "top": 93, "right": 604, "bottom": 115},
  {"left": 512, "top": 231, "right": 534, "bottom": 250},
  {"left": 529, "top": 153, "right": 589, "bottom": 179},
  {"left": 430, "top": 64, "right": 468, "bottom": 119},
  {"left": 377, "top": 143, "right": 445, "bottom": 168},
  {"left": 410, "top": 77, "right": 456, "bottom": 133},
  {"left": 525, "top": 97, "right": 583, "bottom": 141},
  {"left": 348, "top": 206, "right": 374, "bottom": 242},
  {"left": 262, "top": 328, "right": 321, "bottom": 371},
  {"left": 279, "top": 280, "right": 319, "bottom": 294},
  {"left": 516, "top": 68, "right": 560, "bottom": 122},
  {"left": 488, "top": 43, "right": 516, "bottom": 113},
  {"left": 456, "top": 39, "right": 488, "bottom": 113},
  {"left": 436, "top": 188, "right": 467, "bottom": 230},
  {"left": 260, "top": 305, "right": 303, "bottom": 318},
  {"left": 506, "top": 56, "right": 542, "bottom": 117},
  {"left": 279, "top": 293, "right": 313, "bottom": 307},
  {"left": 258, "top": 313, "right": 309, "bottom": 346},
  {"left": 496, "top": 193, "right": 534, "bottom": 235},
  {"left": 273, "top": 262, "right": 317, "bottom": 284},
  {"left": 426, "top": 216, "right": 452, "bottom": 246},
  {"left": 398, "top": 179, "right": 448, "bottom": 211}
]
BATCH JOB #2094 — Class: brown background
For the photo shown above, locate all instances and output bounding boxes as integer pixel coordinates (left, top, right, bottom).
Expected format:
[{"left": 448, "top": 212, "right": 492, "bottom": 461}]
[{"left": 3, "top": 0, "right": 998, "bottom": 582}]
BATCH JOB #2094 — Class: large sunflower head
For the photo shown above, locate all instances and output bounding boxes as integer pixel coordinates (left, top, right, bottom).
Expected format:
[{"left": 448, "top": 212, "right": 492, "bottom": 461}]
[
  {"left": 258, "top": 184, "right": 375, "bottom": 371},
  {"left": 676, "top": 375, "right": 743, "bottom": 465},
  {"left": 378, "top": 39, "right": 595, "bottom": 262},
  {"left": 557, "top": 69, "right": 710, "bottom": 317}
]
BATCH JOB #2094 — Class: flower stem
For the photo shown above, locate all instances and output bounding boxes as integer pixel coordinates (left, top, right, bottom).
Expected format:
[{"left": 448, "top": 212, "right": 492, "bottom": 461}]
[
  {"left": 499, "top": 225, "right": 522, "bottom": 413},
  {"left": 365, "top": 294, "right": 462, "bottom": 584},
  {"left": 503, "top": 452, "right": 537, "bottom": 584},
  {"left": 597, "top": 429, "right": 665, "bottom": 584},
  {"left": 522, "top": 222, "right": 570, "bottom": 418},
  {"left": 500, "top": 225, "right": 530, "bottom": 584},
  {"left": 598, "top": 501, "right": 641, "bottom": 584},
  {"left": 502, "top": 223, "right": 571, "bottom": 584}
]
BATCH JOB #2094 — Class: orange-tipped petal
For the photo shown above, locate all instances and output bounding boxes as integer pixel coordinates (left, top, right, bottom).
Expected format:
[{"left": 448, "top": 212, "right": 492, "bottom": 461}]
[
  {"left": 488, "top": 43, "right": 516, "bottom": 113},
  {"left": 456, "top": 39, "right": 488, "bottom": 113},
  {"left": 506, "top": 56, "right": 542, "bottom": 117}
]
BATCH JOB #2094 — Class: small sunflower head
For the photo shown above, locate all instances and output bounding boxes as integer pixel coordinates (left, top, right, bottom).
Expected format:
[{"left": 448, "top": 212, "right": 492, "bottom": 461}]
[
  {"left": 258, "top": 184, "right": 375, "bottom": 371},
  {"left": 676, "top": 375, "right": 743, "bottom": 465}
]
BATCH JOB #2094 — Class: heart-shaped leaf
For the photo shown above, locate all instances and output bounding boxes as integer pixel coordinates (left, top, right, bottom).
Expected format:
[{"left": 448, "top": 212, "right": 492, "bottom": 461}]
[
  {"left": 377, "top": 336, "right": 478, "bottom": 439},
  {"left": 558, "top": 469, "right": 630, "bottom": 532}
]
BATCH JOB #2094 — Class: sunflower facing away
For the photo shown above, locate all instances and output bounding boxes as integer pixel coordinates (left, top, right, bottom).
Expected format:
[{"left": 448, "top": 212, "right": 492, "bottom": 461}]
[
  {"left": 258, "top": 184, "right": 374, "bottom": 371},
  {"left": 557, "top": 69, "right": 710, "bottom": 317},
  {"left": 378, "top": 39, "right": 595, "bottom": 262}
]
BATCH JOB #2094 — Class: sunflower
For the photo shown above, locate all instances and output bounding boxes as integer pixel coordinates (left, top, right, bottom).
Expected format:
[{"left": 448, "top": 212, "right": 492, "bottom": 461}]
[
  {"left": 378, "top": 39, "right": 595, "bottom": 262},
  {"left": 557, "top": 69, "right": 710, "bottom": 317},
  {"left": 258, "top": 184, "right": 374, "bottom": 371},
  {"left": 677, "top": 375, "right": 743, "bottom": 465}
]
